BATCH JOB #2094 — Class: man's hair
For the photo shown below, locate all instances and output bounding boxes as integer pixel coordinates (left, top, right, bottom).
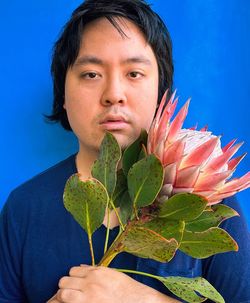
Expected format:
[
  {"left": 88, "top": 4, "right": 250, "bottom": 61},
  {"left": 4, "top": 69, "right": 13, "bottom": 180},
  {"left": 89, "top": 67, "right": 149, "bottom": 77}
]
[{"left": 47, "top": 0, "right": 174, "bottom": 131}]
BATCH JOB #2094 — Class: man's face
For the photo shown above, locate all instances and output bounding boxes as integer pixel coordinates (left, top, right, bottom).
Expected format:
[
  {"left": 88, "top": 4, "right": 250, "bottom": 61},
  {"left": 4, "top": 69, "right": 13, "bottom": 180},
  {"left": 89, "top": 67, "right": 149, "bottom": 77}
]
[{"left": 64, "top": 17, "right": 159, "bottom": 154}]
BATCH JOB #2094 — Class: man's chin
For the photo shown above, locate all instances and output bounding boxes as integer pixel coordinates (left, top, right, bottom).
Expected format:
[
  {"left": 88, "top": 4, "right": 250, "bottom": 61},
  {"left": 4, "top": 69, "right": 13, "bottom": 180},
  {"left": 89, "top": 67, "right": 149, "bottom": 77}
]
[{"left": 110, "top": 131, "right": 139, "bottom": 151}]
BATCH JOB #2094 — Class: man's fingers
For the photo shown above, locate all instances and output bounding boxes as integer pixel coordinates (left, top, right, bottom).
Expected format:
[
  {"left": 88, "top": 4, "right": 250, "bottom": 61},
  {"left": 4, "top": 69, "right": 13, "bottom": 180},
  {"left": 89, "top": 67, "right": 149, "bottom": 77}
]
[
  {"left": 69, "top": 265, "right": 96, "bottom": 277},
  {"left": 59, "top": 276, "right": 86, "bottom": 291},
  {"left": 56, "top": 288, "right": 84, "bottom": 303}
]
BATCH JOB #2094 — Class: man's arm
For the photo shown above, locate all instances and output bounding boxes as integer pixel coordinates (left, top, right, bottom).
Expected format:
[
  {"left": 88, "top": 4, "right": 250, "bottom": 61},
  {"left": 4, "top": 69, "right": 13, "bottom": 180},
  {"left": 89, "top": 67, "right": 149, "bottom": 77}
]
[{"left": 47, "top": 265, "right": 180, "bottom": 303}]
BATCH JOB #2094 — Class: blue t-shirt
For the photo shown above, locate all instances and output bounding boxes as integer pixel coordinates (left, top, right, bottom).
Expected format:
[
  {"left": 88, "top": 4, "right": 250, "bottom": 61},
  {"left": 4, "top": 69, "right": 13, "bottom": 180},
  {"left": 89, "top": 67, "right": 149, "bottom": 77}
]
[{"left": 0, "top": 154, "right": 249, "bottom": 303}]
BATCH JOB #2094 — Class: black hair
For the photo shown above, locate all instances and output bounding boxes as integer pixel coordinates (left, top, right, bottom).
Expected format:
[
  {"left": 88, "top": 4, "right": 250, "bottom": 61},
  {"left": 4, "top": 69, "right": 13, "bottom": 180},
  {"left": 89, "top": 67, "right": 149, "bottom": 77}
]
[{"left": 46, "top": 0, "right": 174, "bottom": 131}]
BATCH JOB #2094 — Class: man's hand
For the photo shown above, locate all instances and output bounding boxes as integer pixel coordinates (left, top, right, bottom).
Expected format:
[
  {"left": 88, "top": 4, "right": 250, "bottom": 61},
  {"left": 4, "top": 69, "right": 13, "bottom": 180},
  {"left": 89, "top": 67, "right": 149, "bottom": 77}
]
[{"left": 47, "top": 265, "right": 179, "bottom": 303}]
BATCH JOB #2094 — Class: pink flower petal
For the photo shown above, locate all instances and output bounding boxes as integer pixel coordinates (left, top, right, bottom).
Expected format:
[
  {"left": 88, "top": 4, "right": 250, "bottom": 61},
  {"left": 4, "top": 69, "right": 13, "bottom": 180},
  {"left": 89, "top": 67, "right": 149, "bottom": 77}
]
[
  {"left": 164, "top": 163, "right": 177, "bottom": 184},
  {"left": 218, "top": 172, "right": 250, "bottom": 193},
  {"left": 156, "top": 96, "right": 178, "bottom": 143},
  {"left": 148, "top": 90, "right": 170, "bottom": 153},
  {"left": 163, "top": 138, "right": 186, "bottom": 166},
  {"left": 200, "top": 125, "right": 208, "bottom": 132},
  {"left": 207, "top": 192, "right": 237, "bottom": 205},
  {"left": 166, "top": 99, "right": 190, "bottom": 143},
  {"left": 195, "top": 170, "right": 233, "bottom": 191},
  {"left": 189, "top": 123, "right": 198, "bottom": 130},
  {"left": 147, "top": 121, "right": 155, "bottom": 153},
  {"left": 222, "top": 139, "right": 237, "bottom": 153},
  {"left": 157, "top": 90, "right": 177, "bottom": 126},
  {"left": 193, "top": 190, "right": 216, "bottom": 198},
  {"left": 180, "top": 136, "right": 219, "bottom": 168},
  {"left": 154, "top": 90, "right": 170, "bottom": 126},
  {"left": 204, "top": 142, "right": 244, "bottom": 174},
  {"left": 154, "top": 140, "right": 165, "bottom": 162},
  {"left": 175, "top": 165, "right": 200, "bottom": 188},
  {"left": 228, "top": 153, "right": 247, "bottom": 171}
]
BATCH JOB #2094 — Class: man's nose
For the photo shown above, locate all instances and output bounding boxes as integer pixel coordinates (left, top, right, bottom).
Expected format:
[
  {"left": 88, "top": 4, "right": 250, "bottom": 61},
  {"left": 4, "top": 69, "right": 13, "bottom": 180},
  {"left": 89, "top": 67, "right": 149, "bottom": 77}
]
[{"left": 100, "top": 76, "right": 127, "bottom": 106}]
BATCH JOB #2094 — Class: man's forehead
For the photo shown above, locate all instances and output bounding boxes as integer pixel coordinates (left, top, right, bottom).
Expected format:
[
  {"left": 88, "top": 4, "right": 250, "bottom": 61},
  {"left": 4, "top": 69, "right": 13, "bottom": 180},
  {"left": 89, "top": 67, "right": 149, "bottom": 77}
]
[
  {"left": 74, "top": 17, "right": 157, "bottom": 68},
  {"left": 82, "top": 16, "right": 137, "bottom": 36},
  {"left": 80, "top": 16, "right": 148, "bottom": 46}
]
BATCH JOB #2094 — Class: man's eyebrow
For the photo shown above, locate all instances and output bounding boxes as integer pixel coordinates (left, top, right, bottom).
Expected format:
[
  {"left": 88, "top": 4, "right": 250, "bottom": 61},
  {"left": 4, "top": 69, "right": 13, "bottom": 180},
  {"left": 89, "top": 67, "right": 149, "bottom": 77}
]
[
  {"left": 74, "top": 56, "right": 104, "bottom": 66},
  {"left": 122, "top": 56, "right": 152, "bottom": 66},
  {"left": 74, "top": 55, "right": 152, "bottom": 66}
]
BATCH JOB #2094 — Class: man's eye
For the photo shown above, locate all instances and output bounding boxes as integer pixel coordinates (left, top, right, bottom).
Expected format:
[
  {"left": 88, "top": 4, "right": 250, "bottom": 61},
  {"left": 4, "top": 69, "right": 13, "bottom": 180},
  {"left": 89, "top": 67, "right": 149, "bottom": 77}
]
[
  {"left": 81, "top": 72, "right": 99, "bottom": 79},
  {"left": 128, "top": 71, "right": 143, "bottom": 79}
]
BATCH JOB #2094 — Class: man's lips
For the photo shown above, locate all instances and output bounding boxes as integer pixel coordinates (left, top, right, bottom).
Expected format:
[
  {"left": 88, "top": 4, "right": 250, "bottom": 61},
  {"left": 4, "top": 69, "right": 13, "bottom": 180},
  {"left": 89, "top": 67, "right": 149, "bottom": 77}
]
[{"left": 99, "top": 115, "right": 129, "bottom": 130}]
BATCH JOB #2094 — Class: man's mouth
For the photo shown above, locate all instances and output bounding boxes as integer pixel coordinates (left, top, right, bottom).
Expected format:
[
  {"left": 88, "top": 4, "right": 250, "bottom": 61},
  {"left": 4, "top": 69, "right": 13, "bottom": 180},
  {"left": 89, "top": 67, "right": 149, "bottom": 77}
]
[{"left": 99, "top": 115, "right": 129, "bottom": 130}]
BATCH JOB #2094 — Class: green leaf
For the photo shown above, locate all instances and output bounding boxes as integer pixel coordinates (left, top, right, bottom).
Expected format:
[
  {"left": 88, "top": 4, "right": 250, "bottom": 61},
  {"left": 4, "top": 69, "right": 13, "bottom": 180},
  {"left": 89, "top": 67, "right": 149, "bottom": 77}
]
[
  {"left": 119, "top": 191, "right": 133, "bottom": 225},
  {"left": 123, "top": 225, "right": 178, "bottom": 262},
  {"left": 112, "top": 169, "right": 127, "bottom": 208},
  {"left": 160, "top": 276, "right": 225, "bottom": 303},
  {"left": 91, "top": 132, "right": 121, "bottom": 197},
  {"left": 63, "top": 174, "right": 108, "bottom": 235},
  {"left": 185, "top": 204, "right": 239, "bottom": 232},
  {"left": 141, "top": 218, "right": 185, "bottom": 243},
  {"left": 127, "top": 154, "right": 163, "bottom": 210},
  {"left": 122, "top": 129, "right": 148, "bottom": 176},
  {"left": 158, "top": 193, "right": 207, "bottom": 221},
  {"left": 179, "top": 227, "right": 238, "bottom": 258},
  {"left": 138, "top": 144, "right": 147, "bottom": 160}
]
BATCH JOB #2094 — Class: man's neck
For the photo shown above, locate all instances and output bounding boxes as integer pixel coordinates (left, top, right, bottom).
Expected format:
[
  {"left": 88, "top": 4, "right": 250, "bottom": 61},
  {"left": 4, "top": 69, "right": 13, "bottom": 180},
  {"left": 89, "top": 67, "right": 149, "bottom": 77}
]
[{"left": 75, "top": 146, "right": 99, "bottom": 180}]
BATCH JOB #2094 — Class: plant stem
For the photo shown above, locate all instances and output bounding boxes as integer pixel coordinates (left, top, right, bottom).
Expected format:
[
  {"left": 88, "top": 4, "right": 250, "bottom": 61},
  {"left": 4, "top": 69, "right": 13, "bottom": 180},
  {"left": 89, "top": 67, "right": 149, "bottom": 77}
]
[
  {"left": 87, "top": 233, "right": 95, "bottom": 266},
  {"left": 98, "top": 230, "right": 125, "bottom": 267},
  {"left": 109, "top": 198, "right": 125, "bottom": 230},
  {"left": 86, "top": 203, "right": 95, "bottom": 265},
  {"left": 133, "top": 205, "right": 139, "bottom": 220},
  {"left": 104, "top": 207, "right": 110, "bottom": 254},
  {"left": 179, "top": 220, "right": 185, "bottom": 246},
  {"left": 115, "top": 268, "right": 160, "bottom": 280}
]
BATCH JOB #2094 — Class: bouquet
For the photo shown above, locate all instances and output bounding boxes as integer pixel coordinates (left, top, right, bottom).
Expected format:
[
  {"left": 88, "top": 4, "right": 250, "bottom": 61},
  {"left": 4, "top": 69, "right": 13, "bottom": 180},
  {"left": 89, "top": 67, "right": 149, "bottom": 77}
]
[{"left": 63, "top": 91, "right": 250, "bottom": 303}]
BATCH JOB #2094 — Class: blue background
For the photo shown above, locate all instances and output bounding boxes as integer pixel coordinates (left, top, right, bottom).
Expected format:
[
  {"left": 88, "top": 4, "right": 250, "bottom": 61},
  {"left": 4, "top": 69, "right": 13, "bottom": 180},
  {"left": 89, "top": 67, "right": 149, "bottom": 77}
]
[{"left": 1, "top": 1, "right": 249, "bottom": 227}]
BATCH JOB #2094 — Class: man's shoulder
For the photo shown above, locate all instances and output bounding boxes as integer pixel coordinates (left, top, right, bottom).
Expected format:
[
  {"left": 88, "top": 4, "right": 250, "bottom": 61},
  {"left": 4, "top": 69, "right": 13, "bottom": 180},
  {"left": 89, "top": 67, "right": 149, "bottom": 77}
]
[{"left": 8, "top": 154, "right": 77, "bottom": 203}]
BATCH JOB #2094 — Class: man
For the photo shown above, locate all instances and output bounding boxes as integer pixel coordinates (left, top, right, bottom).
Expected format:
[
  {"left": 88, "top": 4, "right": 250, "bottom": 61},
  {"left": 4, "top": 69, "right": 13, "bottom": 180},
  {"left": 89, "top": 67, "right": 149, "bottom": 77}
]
[{"left": 0, "top": 1, "right": 249, "bottom": 302}]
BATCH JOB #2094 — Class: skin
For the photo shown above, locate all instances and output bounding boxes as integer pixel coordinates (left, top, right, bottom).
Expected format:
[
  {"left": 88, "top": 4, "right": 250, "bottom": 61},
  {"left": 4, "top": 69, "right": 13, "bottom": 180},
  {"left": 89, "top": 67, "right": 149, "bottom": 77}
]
[
  {"left": 48, "top": 265, "right": 179, "bottom": 303},
  {"left": 49, "top": 17, "right": 180, "bottom": 303}
]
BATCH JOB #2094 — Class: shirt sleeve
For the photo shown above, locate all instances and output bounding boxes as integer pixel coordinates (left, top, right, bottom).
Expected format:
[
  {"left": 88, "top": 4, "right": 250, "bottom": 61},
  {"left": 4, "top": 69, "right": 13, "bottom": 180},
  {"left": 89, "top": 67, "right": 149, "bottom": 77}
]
[
  {"left": 0, "top": 192, "right": 27, "bottom": 302},
  {"left": 202, "top": 196, "right": 250, "bottom": 303}
]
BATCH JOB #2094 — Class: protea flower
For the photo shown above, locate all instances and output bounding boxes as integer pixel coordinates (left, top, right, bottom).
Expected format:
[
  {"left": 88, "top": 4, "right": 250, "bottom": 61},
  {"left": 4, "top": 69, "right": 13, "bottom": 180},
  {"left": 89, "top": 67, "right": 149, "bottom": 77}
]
[{"left": 148, "top": 91, "right": 250, "bottom": 205}]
